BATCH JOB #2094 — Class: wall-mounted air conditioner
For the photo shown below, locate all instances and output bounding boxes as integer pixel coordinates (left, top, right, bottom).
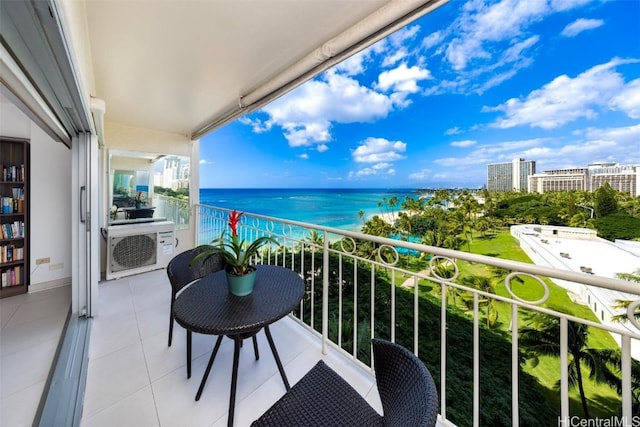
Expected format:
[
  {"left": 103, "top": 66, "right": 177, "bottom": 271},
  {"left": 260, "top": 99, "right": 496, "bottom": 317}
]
[{"left": 106, "top": 221, "right": 175, "bottom": 280}]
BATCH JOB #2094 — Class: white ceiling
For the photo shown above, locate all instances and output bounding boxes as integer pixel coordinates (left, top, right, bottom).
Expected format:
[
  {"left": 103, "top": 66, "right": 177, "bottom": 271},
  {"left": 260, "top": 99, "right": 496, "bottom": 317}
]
[{"left": 84, "top": 0, "right": 445, "bottom": 139}]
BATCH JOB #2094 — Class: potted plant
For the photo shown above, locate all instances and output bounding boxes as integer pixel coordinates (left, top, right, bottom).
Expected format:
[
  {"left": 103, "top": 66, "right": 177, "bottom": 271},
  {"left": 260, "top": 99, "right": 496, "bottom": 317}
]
[
  {"left": 135, "top": 191, "right": 144, "bottom": 209},
  {"left": 193, "top": 210, "right": 279, "bottom": 296}
]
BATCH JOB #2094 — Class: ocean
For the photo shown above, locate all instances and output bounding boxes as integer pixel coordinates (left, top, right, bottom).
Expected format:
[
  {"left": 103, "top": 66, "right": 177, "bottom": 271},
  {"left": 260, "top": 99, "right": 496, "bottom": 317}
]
[{"left": 199, "top": 188, "right": 423, "bottom": 232}]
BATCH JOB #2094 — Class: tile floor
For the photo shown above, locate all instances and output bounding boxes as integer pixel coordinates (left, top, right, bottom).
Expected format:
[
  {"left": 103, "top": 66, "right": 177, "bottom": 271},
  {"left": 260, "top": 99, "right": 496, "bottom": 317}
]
[
  {"left": 0, "top": 284, "right": 71, "bottom": 427},
  {"left": 81, "top": 268, "right": 382, "bottom": 427}
]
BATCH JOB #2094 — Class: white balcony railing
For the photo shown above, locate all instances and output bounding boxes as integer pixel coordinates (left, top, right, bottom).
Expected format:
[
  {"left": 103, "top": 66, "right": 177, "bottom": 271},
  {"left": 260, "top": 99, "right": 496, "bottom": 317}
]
[
  {"left": 195, "top": 204, "right": 640, "bottom": 427},
  {"left": 151, "top": 193, "right": 190, "bottom": 229}
]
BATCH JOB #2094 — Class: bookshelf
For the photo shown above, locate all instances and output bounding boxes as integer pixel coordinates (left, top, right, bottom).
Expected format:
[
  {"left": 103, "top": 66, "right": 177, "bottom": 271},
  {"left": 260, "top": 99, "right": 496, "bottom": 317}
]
[{"left": 0, "top": 137, "right": 29, "bottom": 298}]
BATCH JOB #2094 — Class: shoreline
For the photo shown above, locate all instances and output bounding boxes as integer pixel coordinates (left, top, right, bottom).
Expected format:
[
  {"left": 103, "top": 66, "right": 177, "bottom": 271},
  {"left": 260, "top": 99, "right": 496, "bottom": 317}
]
[{"left": 372, "top": 210, "right": 408, "bottom": 225}]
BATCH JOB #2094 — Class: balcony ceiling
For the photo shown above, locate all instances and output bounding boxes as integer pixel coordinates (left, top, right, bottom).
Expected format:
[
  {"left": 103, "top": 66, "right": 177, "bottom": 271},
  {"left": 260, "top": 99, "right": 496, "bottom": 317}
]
[{"left": 85, "top": 0, "right": 445, "bottom": 139}]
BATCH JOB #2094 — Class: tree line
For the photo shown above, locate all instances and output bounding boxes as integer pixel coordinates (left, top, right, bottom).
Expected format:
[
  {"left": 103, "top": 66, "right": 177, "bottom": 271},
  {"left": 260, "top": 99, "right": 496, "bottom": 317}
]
[{"left": 360, "top": 184, "right": 640, "bottom": 246}]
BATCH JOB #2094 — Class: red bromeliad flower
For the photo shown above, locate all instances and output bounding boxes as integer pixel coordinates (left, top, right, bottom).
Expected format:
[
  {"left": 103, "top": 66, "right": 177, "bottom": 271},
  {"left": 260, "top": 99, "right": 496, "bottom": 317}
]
[{"left": 228, "top": 209, "right": 241, "bottom": 237}]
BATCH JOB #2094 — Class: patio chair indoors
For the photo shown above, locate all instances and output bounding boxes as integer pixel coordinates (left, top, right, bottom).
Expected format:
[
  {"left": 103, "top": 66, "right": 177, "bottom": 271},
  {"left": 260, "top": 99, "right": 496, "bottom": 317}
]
[{"left": 251, "top": 338, "right": 438, "bottom": 427}]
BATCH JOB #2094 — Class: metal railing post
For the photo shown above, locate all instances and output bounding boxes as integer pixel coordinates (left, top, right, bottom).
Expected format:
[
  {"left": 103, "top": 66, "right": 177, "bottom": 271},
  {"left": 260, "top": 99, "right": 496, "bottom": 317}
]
[{"left": 322, "top": 230, "right": 329, "bottom": 354}]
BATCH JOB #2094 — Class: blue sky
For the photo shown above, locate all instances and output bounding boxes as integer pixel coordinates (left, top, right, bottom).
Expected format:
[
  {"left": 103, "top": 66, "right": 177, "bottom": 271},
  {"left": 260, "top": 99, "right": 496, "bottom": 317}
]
[{"left": 199, "top": 0, "right": 640, "bottom": 189}]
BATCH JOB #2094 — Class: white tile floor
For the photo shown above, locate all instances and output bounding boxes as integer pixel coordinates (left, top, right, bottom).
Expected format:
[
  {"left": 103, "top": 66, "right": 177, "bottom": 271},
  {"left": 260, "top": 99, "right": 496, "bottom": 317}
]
[
  {"left": 81, "top": 268, "right": 382, "bottom": 427},
  {"left": 0, "top": 284, "right": 71, "bottom": 427}
]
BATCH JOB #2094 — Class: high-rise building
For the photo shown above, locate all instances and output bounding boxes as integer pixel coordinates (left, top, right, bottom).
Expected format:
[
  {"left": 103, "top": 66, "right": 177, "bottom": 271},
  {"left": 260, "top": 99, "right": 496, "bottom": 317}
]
[
  {"left": 487, "top": 158, "right": 536, "bottom": 192},
  {"left": 154, "top": 156, "right": 190, "bottom": 190},
  {"left": 527, "top": 162, "right": 639, "bottom": 197}
]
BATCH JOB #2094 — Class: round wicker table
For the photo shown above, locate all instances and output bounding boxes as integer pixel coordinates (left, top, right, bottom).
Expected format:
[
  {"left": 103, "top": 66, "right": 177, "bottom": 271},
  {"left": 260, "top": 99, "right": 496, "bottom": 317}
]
[{"left": 173, "top": 264, "right": 305, "bottom": 427}]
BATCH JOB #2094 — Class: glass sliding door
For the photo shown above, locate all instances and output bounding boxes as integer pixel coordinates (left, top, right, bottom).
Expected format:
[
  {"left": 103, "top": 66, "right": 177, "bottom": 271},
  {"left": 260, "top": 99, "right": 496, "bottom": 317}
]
[{"left": 72, "top": 132, "right": 99, "bottom": 316}]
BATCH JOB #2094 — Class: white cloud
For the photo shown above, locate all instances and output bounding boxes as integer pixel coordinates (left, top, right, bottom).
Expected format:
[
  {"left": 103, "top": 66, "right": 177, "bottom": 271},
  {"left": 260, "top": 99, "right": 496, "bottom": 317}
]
[
  {"left": 561, "top": 18, "right": 604, "bottom": 37},
  {"left": 238, "top": 117, "right": 271, "bottom": 133},
  {"left": 451, "top": 140, "right": 477, "bottom": 148},
  {"left": 260, "top": 70, "right": 395, "bottom": 147},
  {"left": 349, "top": 163, "right": 397, "bottom": 178},
  {"left": 299, "top": 153, "right": 309, "bottom": 159},
  {"left": 334, "top": 49, "right": 369, "bottom": 76},
  {"left": 281, "top": 121, "right": 332, "bottom": 147},
  {"left": 610, "top": 78, "right": 640, "bottom": 119},
  {"left": 488, "top": 58, "right": 639, "bottom": 129},
  {"left": 251, "top": 26, "right": 431, "bottom": 149},
  {"left": 445, "top": 126, "right": 462, "bottom": 135},
  {"left": 501, "top": 36, "right": 539, "bottom": 64},
  {"left": 317, "top": 144, "right": 329, "bottom": 153},
  {"left": 574, "top": 124, "right": 640, "bottom": 164},
  {"left": 422, "top": 31, "right": 443, "bottom": 50},
  {"left": 431, "top": 124, "right": 640, "bottom": 178},
  {"left": 376, "top": 63, "right": 432, "bottom": 93},
  {"left": 423, "top": 0, "right": 592, "bottom": 94},
  {"left": 584, "top": 123, "right": 640, "bottom": 143},
  {"left": 352, "top": 137, "right": 407, "bottom": 163},
  {"left": 409, "top": 169, "right": 431, "bottom": 180},
  {"left": 434, "top": 155, "right": 490, "bottom": 167},
  {"left": 382, "top": 48, "right": 410, "bottom": 68},
  {"left": 381, "top": 25, "right": 421, "bottom": 67},
  {"left": 372, "top": 162, "right": 392, "bottom": 170},
  {"left": 445, "top": 0, "right": 551, "bottom": 70},
  {"left": 434, "top": 138, "right": 547, "bottom": 166},
  {"left": 550, "top": 0, "right": 592, "bottom": 12}
]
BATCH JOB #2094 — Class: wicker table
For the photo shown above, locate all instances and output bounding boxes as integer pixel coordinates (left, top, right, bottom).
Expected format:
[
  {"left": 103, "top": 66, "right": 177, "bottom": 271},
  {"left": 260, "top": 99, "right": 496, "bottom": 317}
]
[{"left": 172, "top": 264, "right": 305, "bottom": 427}]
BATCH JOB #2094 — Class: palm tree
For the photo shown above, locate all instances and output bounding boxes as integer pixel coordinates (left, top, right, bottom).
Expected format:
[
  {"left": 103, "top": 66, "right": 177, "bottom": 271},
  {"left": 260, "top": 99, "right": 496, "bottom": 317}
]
[
  {"left": 304, "top": 230, "right": 324, "bottom": 247},
  {"left": 447, "top": 210, "right": 472, "bottom": 251},
  {"left": 589, "top": 348, "right": 640, "bottom": 414},
  {"left": 519, "top": 311, "right": 618, "bottom": 418},
  {"left": 362, "top": 215, "right": 392, "bottom": 237},
  {"left": 357, "top": 209, "right": 365, "bottom": 226},
  {"left": 460, "top": 275, "right": 499, "bottom": 328},
  {"left": 388, "top": 195, "right": 399, "bottom": 224},
  {"left": 396, "top": 211, "right": 412, "bottom": 234},
  {"left": 610, "top": 269, "right": 640, "bottom": 323},
  {"left": 401, "top": 195, "right": 424, "bottom": 216},
  {"left": 475, "top": 217, "right": 491, "bottom": 237}
]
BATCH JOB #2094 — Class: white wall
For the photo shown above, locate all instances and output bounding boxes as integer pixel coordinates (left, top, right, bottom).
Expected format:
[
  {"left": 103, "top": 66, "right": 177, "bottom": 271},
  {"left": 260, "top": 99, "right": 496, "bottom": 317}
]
[{"left": 0, "top": 98, "right": 72, "bottom": 290}]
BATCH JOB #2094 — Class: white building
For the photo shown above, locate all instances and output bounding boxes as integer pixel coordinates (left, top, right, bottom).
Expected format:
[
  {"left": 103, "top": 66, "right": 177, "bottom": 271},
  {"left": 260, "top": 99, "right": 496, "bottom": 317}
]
[
  {"left": 528, "top": 167, "right": 589, "bottom": 193},
  {"left": 528, "top": 162, "right": 640, "bottom": 196},
  {"left": 588, "top": 162, "right": 639, "bottom": 196}
]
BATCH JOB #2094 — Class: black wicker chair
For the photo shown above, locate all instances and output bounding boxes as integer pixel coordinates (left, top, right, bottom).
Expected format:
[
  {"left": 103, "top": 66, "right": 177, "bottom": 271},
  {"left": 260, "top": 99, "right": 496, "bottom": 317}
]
[
  {"left": 167, "top": 247, "right": 226, "bottom": 346},
  {"left": 251, "top": 338, "right": 438, "bottom": 427}
]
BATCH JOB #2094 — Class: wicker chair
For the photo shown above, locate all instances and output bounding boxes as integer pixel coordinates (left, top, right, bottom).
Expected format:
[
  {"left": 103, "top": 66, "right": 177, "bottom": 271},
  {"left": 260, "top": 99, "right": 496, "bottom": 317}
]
[
  {"left": 167, "top": 247, "right": 227, "bottom": 346},
  {"left": 251, "top": 338, "right": 438, "bottom": 427}
]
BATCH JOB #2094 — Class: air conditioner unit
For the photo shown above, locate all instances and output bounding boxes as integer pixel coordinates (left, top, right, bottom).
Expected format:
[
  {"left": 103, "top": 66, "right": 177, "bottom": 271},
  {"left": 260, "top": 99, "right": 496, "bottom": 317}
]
[{"left": 106, "top": 221, "right": 175, "bottom": 280}]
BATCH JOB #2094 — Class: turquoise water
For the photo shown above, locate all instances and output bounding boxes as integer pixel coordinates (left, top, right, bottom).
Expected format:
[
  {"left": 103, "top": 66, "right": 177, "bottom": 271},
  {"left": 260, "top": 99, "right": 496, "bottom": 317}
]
[{"left": 199, "top": 188, "right": 422, "bottom": 232}]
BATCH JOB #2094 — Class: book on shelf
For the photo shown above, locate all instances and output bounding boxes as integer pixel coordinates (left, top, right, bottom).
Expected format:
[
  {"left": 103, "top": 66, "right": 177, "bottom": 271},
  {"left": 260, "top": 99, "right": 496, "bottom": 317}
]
[
  {"left": 1, "top": 196, "right": 24, "bottom": 214},
  {"left": 1, "top": 245, "right": 23, "bottom": 263},
  {"left": 1, "top": 265, "right": 24, "bottom": 287},
  {"left": 1, "top": 197, "right": 12, "bottom": 214},
  {"left": 0, "top": 221, "right": 24, "bottom": 239},
  {"left": 1, "top": 164, "right": 24, "bottom": 183}
]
